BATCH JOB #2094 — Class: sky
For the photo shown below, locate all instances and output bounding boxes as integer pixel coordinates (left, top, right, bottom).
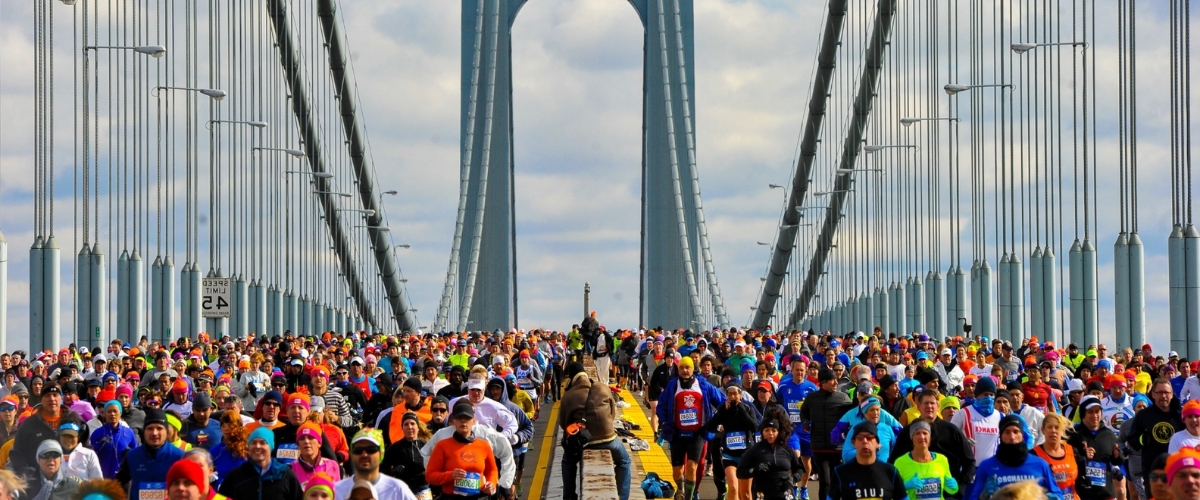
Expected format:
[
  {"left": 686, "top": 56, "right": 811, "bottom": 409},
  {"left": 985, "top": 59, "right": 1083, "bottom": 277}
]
[{"left": 0, "top": 1, "right": 1195, "bottom": 353}]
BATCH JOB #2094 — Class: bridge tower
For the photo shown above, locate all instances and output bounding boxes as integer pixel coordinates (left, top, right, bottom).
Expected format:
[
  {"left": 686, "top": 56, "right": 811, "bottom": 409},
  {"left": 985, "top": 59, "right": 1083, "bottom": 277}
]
[
  {"left": 437, "top": 0, "right": 728, "bottom": 332},
  {"left": 628, "top": 0, "right": 728, "bottom": 331}
]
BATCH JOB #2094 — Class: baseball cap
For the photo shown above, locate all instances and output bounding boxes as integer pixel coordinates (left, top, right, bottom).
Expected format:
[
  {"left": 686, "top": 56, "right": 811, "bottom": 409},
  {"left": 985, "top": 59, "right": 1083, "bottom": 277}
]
[
  {"left": 450, "top": 401, "right": 476, "bottom": 420},
  {"left": 467, "top": 379, "right": 487, "bottom": 391}
]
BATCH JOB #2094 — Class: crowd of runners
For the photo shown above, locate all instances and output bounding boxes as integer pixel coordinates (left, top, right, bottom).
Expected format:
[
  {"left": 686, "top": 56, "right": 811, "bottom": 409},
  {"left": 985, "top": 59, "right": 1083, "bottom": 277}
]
[{"left": 1, "top": 314, "right": 1200, "bottom": 500}]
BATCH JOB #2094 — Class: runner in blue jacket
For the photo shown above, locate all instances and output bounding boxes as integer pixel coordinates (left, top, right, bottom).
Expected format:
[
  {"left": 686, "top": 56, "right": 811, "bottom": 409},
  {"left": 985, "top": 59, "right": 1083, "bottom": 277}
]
[{"left": 775, "top": 356, "right": 818, "bottom": 499}]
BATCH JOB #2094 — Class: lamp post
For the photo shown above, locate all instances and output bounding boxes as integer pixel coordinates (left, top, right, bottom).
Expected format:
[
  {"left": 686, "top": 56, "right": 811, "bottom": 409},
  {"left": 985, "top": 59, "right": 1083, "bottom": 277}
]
[
  {"left": 153, "top": 86, "right": 227, "bottom": 100},
  {"left": 86, "top": 45, "right": 166, "bottom": 58},
  {"left": 337, "top": 209, "right": 377, "bottom": 217},
  {"left": 837, "top": 168, "right": 884, "bottom": 176},
  {"left": 899, "top": 117, "right": 959, "bottom": 126},
  {"left": 207, "top": 119, "right": 268, "bottom": 129},
  {"left": 253, "top": 147, "right": 304, "bottom": 158},
  {"left": 287, "top": 171, "right": 334, "bottom": 179},
  {"left": 943, "top": 83, "right": 1012, "bottom": 95},
  {"left": 1011, "top": 41, "right": 1087, "bottom": 54},
  {"left": 863, "top": 144, "right": 916, "bottom": 153}
]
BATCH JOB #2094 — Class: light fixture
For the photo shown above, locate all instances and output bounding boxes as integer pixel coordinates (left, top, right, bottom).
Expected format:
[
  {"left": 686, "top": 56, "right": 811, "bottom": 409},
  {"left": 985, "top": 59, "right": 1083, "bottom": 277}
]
[
  {"left": 863, "top": 144, "right": 916, "bottom": 153},
  {"left": 254, "top": 147, "right": 305, "bottom": 158},
  {"left": 1011, "top": 41, "right": 1087, "bottom": 54},
  {"left": 287, "top": 171, "right": 334, "bottom": 179},
  {"left": 154, "top": 86, "right": 227, "bottom": 100},
  {"left": 395, "top": 244, "right": 412, "bottom": 249},
  {"left": 757, "top": 242, "right": 770, "bottom": 246},
  {"left": 943, "top": 83, "right": 1012, "bottom": 95},
  {"left": 312, "top": 191, "right": 353, "bottom": 198},
  {"left": 382, "top": 190, "right": 398, "bottom": 196},
  {"left": 813, "top": 190, "right": 854, "bottom": 196},
  {"left": 768, "top": 184, "right": 785, "bottom": 189},
  {"left": 795, "top": 206, "right": 826, "bottom": 212},
  {"left": 900, "top": 117, "right": 959, "bottom": 126},
  {"left": 338, "top": 209, "right": 376, "bottom": 216},
  {"left": 86, "top": 45, "right": 166, "bottom": 58},
  {"left": 208, "top": 119, "right": 268, "bottom": 129},
  {"left": 837, "top": 168, "right": 883, "bottom": 175}
]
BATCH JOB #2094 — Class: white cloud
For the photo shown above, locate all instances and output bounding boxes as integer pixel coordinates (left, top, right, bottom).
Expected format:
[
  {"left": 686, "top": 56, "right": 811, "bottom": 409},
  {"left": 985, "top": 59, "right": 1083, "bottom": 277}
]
[{"left": 0, "top": 1, "right": 1195, "bottom": 351}]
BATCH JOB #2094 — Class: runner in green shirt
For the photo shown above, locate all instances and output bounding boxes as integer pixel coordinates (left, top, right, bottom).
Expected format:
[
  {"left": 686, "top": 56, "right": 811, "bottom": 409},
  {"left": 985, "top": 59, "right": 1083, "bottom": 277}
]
[{"left": 892, "top": 420, "right": 959, "bottom": 500}]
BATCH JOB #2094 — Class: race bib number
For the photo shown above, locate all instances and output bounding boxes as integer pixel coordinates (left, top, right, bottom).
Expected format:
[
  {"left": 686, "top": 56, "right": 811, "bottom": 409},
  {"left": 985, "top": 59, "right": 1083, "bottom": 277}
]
[
  {"left": 517, "top": 378, "right": 534, "bottom": 389},
  {"left": 1085, "top": 461, "right": 1107, "bottom": 487},
  {"left": 786, "top": 401, "right": 802, "bottom": 423},
  {"left": 139, "top": 483, "right": 167, "bottom": 500},
  {"left": 277, "top": 444, "right": 300, "bottom": 463},
  {"left": 725, "top": 432, "right": 747, "bottom": 451},
  {"left": 455, "top": 472, "right": 482, "bottom": 496},
  {"left": 916, "top": 478, "right": 941, "bottom": 499},
  {"left": 679, "top": 408, "right": 699, "bottom": 427},
  {"left": 416, "top": 488, "right": 434, "bottom": 500}
]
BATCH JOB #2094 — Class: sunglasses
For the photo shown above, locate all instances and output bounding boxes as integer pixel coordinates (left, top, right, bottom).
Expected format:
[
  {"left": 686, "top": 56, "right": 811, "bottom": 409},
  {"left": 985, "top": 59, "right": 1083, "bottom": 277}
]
[
  {"left": 431, "top": 407, "right": 448, "bottom": 413},
  {"left": 1151, "top": 472, "right": 1168, "bottom": 483},
  {"left": 38, "top": 452, "right": 61, "bottom": 460},
  {"left": 352, "top": 445, "right": 380, "bottom": 455},
  {"left": 0, "top": 405, "right": 14, "bottom": 412}
]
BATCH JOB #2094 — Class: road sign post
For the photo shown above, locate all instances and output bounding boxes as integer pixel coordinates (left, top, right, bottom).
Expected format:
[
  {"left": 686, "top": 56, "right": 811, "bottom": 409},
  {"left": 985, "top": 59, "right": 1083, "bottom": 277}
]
[{"left": 202, "top": 277, "right": 232, "bottom": 319}]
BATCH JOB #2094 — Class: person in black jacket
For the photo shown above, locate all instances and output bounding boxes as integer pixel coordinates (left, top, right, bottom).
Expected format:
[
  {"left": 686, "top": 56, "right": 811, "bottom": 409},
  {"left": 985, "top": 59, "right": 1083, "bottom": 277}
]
[
  {"left": 271, "top": 394, "right": 337, "bottom": 464},
  {"left": 707, "top": 385, "right": 761, "bottom": 500},
  {"left": 9, "top": 384, "right": 88, "bottom": 480},
  {"left": 889, "top": 389, "right": 975, "bottom": 492},
  {"left": 736, "top": 418, "right": 803, "bottom": 500},
  {"left": 1128, "top": 378, "right": 1184, "bottom": 489},
  {"left": 799, "top": 368, "right": 852, "bottom": 497},
  {"left": 218, "top": 427, "right": 304, "bottom": 500},
  {"left": 827, "top": 422, "right": 907, "bottom": 500},
  {"left": 381, "top": 411, "right": 430, "bottom": 498},
  {"left": 580, "top": 312, "right": 600, "bottom": 356},
  {"left": 1068, "top": 396, "right": 1125, "bottom": 500}
]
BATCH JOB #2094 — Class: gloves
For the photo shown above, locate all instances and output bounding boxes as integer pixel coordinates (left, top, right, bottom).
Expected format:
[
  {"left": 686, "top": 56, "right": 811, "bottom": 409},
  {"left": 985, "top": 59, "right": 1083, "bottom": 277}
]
[
  {"left": 904, "top": 476, "right": 925, "bottom": 491},
  {"left": 1112, "top": 466, "right": 1125, "bottom": 481},
  {"left": 944, "top": 477, "right": 958, "bottom": 492},
  {"left": 248, "top": 383, "right": 258, "bottom": 397}
]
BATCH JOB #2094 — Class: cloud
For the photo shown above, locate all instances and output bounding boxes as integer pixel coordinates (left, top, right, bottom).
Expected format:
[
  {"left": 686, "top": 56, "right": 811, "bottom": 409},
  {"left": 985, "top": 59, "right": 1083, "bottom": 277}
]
[{"left": 0, "top": 1, "right": 1193, "bottom": 351}]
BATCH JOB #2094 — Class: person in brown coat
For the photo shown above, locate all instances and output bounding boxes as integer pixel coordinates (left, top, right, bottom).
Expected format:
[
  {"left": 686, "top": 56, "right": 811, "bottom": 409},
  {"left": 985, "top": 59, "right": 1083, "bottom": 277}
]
[{"left": 557, "top": 362, "right": 631, "bottom": 500}]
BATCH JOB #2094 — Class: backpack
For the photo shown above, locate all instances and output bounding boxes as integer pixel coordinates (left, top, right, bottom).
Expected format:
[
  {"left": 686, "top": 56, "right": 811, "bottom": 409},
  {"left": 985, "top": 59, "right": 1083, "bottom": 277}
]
[{"left": 640, "top": 472, "right": 676, "bottom": 499}]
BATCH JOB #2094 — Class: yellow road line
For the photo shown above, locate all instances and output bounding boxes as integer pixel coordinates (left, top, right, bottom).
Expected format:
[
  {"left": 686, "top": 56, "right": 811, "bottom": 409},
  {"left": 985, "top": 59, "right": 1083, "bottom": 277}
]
[
  {"left": 527, "top": 401, "right": 560, "bottom": 500},
  {"left": 615, "top": 389, "right": 675, "bottom": 498}
]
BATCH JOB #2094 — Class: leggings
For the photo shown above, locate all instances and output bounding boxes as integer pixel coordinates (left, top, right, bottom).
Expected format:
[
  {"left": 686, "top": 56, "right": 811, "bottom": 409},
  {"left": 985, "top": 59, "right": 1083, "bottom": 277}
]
[{"left": 811, "top": 451, "right": 842, "bottom": 498}]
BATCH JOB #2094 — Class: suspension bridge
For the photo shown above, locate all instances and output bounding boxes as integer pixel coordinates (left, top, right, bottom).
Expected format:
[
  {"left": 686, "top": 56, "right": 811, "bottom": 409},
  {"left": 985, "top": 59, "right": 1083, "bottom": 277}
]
[{"left": 0, "top": 0, "right": 1195, "bottom": 358}]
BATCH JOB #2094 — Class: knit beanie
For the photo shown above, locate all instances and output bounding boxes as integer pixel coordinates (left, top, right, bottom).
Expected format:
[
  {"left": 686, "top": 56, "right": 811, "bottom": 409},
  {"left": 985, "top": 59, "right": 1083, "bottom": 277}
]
[
  {"left": 166, "top": 459, "right": 208, "bottom": 493},
  {"left": 304, "top": 473, "right": 337, "bottom": 498},
  {"left": 115, "top": 383, "right": 133, "bottom": 399},
  {"left": 974, "top": 376, "right": 997, "bottom": 396},
  {"left": 297, "top": 422, "right": 322, "bottom": 442},
  {"left": 249, "top": 426, "right": 276, "bottom": 451}
]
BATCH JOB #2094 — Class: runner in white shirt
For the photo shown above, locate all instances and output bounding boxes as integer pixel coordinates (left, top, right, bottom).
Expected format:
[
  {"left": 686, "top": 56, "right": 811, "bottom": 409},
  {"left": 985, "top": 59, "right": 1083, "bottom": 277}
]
[
  {"left": 1101, "top": 376, "right": 1136, "bottom": 432},
  {"left": 1170, "top": 400, "right": 1200, "bottom": 453},
  {"left": 1182, "top": 371, "right": 1200, "bottom": 402},
  {"left": 885, "top": 350, "right": 907, "bottom": 381},
  {"left": 950, "top": 375, "right": 1001, "bottom": 467}
]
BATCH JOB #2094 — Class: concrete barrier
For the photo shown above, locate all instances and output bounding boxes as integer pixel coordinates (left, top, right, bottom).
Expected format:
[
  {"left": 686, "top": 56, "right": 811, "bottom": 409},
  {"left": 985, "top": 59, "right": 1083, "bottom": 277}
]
[{"left": 582, "top": 449, "right": 619, "bottom": 500}]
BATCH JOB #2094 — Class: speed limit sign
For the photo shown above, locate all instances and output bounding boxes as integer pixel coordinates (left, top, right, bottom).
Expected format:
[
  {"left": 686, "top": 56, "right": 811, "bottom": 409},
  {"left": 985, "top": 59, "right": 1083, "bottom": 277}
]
[{"left": 202, "top": 277, "right": 232, "bottom": 318}]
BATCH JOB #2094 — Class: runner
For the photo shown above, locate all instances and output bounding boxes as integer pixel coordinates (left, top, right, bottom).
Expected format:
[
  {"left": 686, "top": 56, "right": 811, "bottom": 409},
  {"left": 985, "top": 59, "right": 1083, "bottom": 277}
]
[
  {"left": 826, "top": 422, "right": 908, "bottom": 500},
  {"left": 775, "top": 356, "right": 819, "bottom": 500},
  {"left": 656, "top": 355, "right": 726, "bottom": 500}
]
